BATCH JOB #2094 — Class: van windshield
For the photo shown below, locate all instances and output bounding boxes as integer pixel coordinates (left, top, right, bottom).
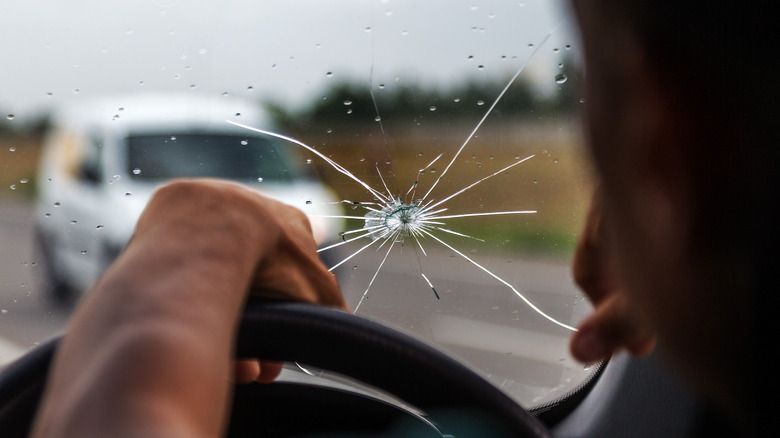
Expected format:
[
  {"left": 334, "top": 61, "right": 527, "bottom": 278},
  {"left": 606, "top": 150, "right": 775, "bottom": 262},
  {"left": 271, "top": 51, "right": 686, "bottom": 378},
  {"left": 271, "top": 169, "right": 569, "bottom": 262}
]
[{"left": 127, "top": 134, "right": 294, "bottom": 183}]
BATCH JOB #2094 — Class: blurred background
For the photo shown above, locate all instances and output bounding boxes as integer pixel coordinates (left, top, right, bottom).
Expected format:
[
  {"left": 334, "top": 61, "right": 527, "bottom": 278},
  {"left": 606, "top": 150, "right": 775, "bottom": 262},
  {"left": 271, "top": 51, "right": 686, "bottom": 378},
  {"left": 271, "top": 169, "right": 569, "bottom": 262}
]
[{"left": 1, "top": 0, "right": 595, "bottom": 407}]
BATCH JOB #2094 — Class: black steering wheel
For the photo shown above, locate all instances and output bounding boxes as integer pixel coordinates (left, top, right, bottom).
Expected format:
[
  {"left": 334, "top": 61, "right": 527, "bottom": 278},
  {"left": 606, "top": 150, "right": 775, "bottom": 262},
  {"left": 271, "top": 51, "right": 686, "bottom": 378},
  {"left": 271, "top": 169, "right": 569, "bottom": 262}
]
[{"left": 0, "top": 300, "right": 551, "bottom": 437}]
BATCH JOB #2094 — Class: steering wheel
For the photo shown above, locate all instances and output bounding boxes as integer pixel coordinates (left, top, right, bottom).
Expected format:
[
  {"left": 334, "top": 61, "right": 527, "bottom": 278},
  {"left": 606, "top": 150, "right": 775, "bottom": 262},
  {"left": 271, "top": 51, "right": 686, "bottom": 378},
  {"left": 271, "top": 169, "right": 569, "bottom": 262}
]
[{"left": 0, "top": 300, "right": 551, "bottom": 437}]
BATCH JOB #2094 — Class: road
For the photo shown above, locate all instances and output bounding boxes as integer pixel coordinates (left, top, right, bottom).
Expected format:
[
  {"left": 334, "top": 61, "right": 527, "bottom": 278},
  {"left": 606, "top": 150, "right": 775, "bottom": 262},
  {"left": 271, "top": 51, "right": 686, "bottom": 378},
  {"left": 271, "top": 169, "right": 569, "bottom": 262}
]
[{"left": 0, "top": 200, "right": 593, "bottom": 407}]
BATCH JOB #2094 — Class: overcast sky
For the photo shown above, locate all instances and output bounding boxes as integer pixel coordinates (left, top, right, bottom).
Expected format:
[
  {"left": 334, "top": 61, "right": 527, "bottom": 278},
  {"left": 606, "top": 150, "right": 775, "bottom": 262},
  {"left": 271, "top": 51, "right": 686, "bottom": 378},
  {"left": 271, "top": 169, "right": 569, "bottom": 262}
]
[{"left": 0, "top": 0, "right": 578, "bottom": 123}]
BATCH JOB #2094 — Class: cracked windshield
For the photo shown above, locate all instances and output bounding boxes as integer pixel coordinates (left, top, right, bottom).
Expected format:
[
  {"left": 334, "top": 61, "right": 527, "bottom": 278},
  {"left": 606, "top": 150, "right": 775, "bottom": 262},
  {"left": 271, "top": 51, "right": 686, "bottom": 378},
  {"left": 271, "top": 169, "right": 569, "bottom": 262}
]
[{"left": 1, "top": 0, "right": 595, "bottom": 407}]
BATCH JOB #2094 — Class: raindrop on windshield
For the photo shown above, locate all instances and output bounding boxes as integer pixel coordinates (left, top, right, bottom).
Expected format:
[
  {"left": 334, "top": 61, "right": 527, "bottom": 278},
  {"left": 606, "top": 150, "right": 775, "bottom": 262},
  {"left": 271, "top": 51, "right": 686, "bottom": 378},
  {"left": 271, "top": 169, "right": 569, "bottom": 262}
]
[
  {"left": 132, "top": 168, "right": 142, "bottom": 175},
  {"left": 5, "top": 114, "right": 14, "bottom": 120},
  {"left": 555, "top": 73, "right": 568, "bottom": 84}
]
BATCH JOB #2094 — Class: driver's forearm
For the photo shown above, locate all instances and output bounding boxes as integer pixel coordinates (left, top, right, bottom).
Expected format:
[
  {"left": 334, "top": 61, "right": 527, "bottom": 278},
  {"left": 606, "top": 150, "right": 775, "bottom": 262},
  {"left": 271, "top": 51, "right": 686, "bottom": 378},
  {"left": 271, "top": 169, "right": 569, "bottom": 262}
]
[{"left": 30, "top": 185, "right": 269, "bottom": 438}]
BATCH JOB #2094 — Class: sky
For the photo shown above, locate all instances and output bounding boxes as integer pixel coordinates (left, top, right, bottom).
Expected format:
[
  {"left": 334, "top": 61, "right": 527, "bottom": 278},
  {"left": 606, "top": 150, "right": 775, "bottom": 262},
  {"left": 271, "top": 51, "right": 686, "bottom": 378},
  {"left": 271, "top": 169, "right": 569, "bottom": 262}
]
[{"left": 0, "top": 0, "right": 578, "bottom": 125}]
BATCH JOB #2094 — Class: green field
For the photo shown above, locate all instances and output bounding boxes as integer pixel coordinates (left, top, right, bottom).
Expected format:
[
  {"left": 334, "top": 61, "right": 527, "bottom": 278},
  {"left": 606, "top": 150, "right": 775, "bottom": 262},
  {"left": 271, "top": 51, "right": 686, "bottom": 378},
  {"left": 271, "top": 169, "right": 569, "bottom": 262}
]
[{"left": 296, "top": 118, "right": 595, "bottom": 255}]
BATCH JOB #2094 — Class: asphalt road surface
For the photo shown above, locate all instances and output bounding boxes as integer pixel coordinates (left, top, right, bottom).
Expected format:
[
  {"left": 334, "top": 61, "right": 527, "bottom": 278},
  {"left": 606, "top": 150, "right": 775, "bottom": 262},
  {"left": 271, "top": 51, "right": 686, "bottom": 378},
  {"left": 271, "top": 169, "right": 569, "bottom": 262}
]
[{"left": 1, "top": 200, "right": 593, "bottom": 407}]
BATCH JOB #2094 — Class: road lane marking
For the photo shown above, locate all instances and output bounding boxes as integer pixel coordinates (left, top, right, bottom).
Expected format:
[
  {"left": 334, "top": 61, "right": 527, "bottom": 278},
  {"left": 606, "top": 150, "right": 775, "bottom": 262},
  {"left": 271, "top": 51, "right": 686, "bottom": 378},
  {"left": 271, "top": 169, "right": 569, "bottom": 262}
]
[
  {"left": 429, "top": 313, "right": 577, "bottom": 367},
  {"left": 0, "top": 335, "right": 28, "bottom": 367}
]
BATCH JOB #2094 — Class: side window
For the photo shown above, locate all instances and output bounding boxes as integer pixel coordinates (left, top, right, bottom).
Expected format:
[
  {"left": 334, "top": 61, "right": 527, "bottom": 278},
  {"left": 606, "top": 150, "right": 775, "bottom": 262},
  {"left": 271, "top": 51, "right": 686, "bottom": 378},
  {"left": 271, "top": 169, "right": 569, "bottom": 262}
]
[{"left": 77, "top": 137, "right": 103, "bottom": 184}]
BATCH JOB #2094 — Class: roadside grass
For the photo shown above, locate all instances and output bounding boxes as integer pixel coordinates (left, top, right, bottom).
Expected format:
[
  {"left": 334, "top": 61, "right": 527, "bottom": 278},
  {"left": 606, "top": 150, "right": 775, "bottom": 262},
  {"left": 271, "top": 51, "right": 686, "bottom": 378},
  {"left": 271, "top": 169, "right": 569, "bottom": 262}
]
[{"left": 0, "top": 135, "right": 41, "bottom": 201}]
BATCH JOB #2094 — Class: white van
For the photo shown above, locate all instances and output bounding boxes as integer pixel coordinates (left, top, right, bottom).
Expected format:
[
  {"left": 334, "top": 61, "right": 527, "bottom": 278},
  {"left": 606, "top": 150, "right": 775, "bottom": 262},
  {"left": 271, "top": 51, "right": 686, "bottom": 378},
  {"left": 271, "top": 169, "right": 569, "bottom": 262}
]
[{"left": 35, "top": 94, "right": 343, "bottom": 301}]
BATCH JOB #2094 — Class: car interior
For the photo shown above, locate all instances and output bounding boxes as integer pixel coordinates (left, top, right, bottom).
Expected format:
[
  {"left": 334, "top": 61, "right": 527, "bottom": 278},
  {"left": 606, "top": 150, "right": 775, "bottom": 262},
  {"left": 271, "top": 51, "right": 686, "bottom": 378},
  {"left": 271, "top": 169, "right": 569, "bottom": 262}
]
[{"left": 0, "top": 1, "right": 714, "bottom": 436}]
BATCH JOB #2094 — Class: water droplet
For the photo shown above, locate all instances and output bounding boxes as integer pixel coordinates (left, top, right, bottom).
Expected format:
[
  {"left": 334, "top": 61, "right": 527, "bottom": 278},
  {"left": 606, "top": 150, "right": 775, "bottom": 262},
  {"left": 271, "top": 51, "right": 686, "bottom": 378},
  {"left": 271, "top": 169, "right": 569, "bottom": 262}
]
[
  {"left": 305, "top": 159, "right": 312, "bottom": 164},
  {"left": 555, "top": 74, "right": 568, "bottom": 84},
  {"left": 364, "top": 27, "right": 372, "bottom": 32},
  {"left": 467, "top": 55, "right": 474, "bottom": 60},
  {"left": 429, "top": 106, "right": 437, "bottom": 111},
  {"left": 246, "top": 86, "right": 254, "bottom": 91},
  {"left": 20, "top": 178, "right": 28, "bottom": 184},
  {"left": 453, "top": 97, "right": 461, "bottom": 103},
  {"left": 305, "top": 200, "right": 312, "bottom": 205},
  {"left": 9, "top": 184, "right": 15, "bottom": 190},
  {"left": 73, "top": 88, "right": 80, "bottom": 94},
  {"left": 1, "top": 309, "right": 7, "bottom": 314},
  {"left": 132, "top": 168, "right": 141, "bottom": 175},
  {"left": 343, "top": 100, "right": 352, "bottom": 106},
  {"left": 69, "top": 220, "right": 77, "bottom": 224},
  {"left": 477, "top": 100, "right": 485, "bottom": 106},
  {"left": 113, "top": 175, "right": 121, "bottom": 180},
  {"left": 553, "top": 158, "right": 559, "bottom": 164},
  {"left": 54, "top": 202, "right": 61, "bottom": 207},
  {"left": 199, "top": 48, "right": 207, "bottom": 55},
  {"left": 80, "top": 250, "right": 87, "bottom": 255},
  {"left": 6, "top": 114, "right": 14, "bottom": 120},
  {"left": 240, "top": 140, "right": 248, "bottom": 145},
  {"left": 125, "top": 192, "right": 133, "bottom": 196},
  {"left": 579, "top": 98, "right": 586, "bottom": 104},
  {"left": 96, "top": 225, "right": 104, "bottom": 230},
  {"left": 257, "top": 177, "right": 264, "bottom": 182},
  {"left": 477, "top": 65, "right": 484, "bottom": 70},
  {"left": 346, "top": 108, "right": 353, "bottom": 114},
  {"left": 378, "top": 84, "right": 385, "bottom": 89},
  {"left": 9, "top": 147, "right": 16, "bottom": 152},
  {"left": 375, "top": 116, "right": 382, "bottom": 122},
  {"left": 44, "top": 213, "right": 51, "bottom": 217},
  {"left": 326, "top": 71, "right": 333, "bottom": 77},
  {"left": 221, "top": 91, "right": 229, "bottom": 96},
  {"left": 234, "top": 113, "right": 241, "bottom": 117},
  {"left": 170, "top": 136, "right": 177, "bottom": 141}
]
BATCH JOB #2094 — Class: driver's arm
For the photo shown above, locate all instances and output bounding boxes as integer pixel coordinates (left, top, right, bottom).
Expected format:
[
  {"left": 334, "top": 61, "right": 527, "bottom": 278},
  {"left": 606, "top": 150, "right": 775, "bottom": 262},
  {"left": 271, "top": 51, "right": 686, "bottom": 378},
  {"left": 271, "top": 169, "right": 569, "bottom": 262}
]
[{"left": 30, "top": 179, "right": 347, "bottom": 438}]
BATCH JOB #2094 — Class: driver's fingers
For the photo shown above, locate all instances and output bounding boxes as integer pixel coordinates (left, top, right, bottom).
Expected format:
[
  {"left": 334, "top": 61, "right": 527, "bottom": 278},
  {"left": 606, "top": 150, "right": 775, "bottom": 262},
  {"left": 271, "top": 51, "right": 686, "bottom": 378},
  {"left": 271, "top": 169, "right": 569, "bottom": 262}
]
[
  {"left": 233, "top": 360, "right": 261, "bottom": 384},
  {"left": 232, "top": 360, "right": 284, "bottom": 384},
  {"left": 569, "top": 293, "right": 657, "bottom": 363},
  {"left": 256, "top": 361, "right": 283, "bottom": 384}
]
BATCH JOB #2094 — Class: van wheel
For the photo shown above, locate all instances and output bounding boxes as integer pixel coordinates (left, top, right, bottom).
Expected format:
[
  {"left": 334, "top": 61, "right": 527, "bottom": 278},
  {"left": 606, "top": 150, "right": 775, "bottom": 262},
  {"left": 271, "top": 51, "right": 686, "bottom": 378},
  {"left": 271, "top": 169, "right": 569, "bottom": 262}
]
[{"left": 34, "top": 228, "right": 74, "bottom": 305}]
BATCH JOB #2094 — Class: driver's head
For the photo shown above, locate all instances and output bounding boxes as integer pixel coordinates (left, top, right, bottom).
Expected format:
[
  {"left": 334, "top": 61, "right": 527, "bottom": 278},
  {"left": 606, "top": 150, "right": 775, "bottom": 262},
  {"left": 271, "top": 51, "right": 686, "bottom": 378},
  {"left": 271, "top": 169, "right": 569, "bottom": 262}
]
[{"left": 572, "top": 0, "right": 779, "bottom": 427}]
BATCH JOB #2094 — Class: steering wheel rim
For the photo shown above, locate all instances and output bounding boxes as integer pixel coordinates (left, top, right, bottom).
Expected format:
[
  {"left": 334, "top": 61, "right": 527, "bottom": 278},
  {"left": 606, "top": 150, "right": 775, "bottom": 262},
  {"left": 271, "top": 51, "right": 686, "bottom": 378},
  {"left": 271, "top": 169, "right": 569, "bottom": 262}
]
[{"left": 0, "top": 300, "right": 551, "bottom": 437}]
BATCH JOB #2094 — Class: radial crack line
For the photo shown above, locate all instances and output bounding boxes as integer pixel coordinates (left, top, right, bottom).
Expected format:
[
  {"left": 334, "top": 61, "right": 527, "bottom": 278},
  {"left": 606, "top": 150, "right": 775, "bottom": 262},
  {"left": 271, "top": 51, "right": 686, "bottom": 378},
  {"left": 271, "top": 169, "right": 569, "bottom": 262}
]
[
  {"left": 431, "top": 226, "right": 485, "bottom": 242},
  {"left": 432, "top": 211, "right": 536, "bottom": 220},
  {"left": 428, "top": 155, "right": 534, "bottom": 211},
  {"left": 354, "top": 239, "right": 397, "bottom": 313},
  {"left": 227, "top": 120, "right": 391, "bottom": 202},
  {"left": 328, "top": 237, "right": 383, "bottom": 272},
  {"left": 421, "top": 31, "right": 555, "bottom": 202},
  {"left": 419, "top": 228, "right": 576, "bottom": 332},
  {"left": 318, "top": 227, "right": 383, "bottom": 253}
]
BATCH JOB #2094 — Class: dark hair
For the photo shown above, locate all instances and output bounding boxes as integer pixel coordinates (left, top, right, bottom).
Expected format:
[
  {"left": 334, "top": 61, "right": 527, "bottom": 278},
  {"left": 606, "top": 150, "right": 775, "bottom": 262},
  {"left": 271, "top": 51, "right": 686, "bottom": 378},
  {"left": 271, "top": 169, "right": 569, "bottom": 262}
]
[{"left": 602, "top": 1, "right": 779, "bottom": 433}]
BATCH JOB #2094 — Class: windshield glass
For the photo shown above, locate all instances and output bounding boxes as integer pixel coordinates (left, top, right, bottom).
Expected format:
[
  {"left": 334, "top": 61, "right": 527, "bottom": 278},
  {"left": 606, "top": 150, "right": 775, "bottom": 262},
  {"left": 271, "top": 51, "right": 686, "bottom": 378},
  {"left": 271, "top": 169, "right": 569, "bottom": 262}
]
[
  {"left": 127, "top": 134, "right": 296, "bottom": 182},
  {"left": 1, "top": 0, "right": 595, "bottom": 409}
]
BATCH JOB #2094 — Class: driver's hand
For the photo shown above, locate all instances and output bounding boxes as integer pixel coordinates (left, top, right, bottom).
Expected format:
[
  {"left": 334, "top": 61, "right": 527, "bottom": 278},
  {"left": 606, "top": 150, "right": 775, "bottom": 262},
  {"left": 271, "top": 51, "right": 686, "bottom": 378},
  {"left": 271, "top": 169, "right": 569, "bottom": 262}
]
[
  {"left": 138, "top": 179, "right": 348, "bottom": 383},
  {"left": 569, "top": 186, "right": 656, "bottom": 363}
]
